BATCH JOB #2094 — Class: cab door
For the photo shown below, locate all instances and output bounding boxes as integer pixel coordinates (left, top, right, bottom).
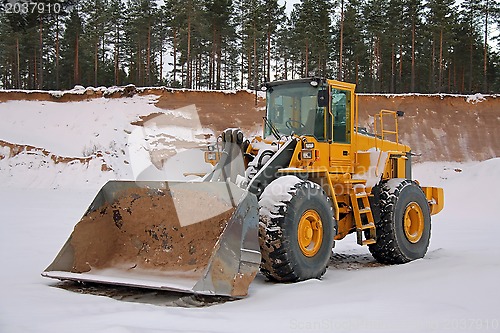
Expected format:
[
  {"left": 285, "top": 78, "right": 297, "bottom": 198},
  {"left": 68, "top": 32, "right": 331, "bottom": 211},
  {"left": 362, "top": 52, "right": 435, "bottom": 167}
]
[{"left": 327, "top": 80, "right": 356, "bottom": 173}]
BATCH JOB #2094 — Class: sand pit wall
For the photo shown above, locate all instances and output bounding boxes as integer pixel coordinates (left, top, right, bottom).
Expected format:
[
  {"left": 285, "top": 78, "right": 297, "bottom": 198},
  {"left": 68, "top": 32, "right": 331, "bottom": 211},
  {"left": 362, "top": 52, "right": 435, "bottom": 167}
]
[
  {"left": 0, "top": 88, "right": 498, "bottom": 162},
  {"left": 357, "top": 94, "right": 499, "bottom": 162},
  {"left": 152, "top": 90, "right": 500, "bottom": 162}
]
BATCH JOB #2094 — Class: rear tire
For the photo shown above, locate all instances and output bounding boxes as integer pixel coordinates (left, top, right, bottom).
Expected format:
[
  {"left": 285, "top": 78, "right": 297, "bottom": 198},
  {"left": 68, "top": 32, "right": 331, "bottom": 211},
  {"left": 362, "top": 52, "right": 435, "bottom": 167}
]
[
  {"left": 258, "top": 177, "right": 336, "bottom": 282},
  {"left": 369, "top": 179, "right": 431, "bottom": 264}
]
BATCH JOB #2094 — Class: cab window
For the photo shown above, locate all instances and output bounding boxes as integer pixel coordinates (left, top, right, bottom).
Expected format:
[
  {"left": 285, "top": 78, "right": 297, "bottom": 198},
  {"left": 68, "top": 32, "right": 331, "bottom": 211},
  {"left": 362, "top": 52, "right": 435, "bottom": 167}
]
[{"left": 330, "top": 88, "right": 351, "bottom": 143}]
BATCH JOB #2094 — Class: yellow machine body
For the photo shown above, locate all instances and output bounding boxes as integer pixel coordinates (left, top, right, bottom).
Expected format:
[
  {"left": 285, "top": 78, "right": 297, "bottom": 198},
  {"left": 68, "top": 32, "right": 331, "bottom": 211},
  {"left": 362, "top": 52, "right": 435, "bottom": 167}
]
[{"left": 244, "top": 79, "right": 443, "bottom": 244}]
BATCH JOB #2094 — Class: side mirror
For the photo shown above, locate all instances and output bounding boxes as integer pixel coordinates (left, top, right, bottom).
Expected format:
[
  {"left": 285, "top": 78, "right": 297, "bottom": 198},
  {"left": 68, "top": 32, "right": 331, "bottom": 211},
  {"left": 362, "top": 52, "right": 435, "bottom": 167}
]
[
  {"left": 317, "top": 90, "right": 328, "bottom": 108},
  {"left": 396, "top": 111, "right": 405, "bottom": 117}
]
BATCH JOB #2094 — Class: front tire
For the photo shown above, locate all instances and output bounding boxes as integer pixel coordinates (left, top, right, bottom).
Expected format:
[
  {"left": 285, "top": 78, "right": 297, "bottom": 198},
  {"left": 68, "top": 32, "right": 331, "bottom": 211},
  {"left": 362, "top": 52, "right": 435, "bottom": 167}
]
[
  {"left": 369, "top": 179, "right": 431, "bottom": 264},
  {"left": 258, "top": 177, "right": 336, "bottom": 282}
]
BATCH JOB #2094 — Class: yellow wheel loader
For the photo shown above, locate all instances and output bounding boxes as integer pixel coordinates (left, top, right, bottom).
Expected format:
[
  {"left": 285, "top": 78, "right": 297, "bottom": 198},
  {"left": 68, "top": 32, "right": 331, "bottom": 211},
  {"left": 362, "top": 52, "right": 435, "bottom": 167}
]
[{"left": 43, "top": 78, "right": 444, "bottom": 297}]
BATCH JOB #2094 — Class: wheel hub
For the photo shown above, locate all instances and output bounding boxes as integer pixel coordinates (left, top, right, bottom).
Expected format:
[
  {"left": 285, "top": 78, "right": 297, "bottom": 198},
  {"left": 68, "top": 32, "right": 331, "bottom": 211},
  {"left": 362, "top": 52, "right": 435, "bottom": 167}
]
[
  {"left": 298, "top": 210, "right": 323, "bottom": 257},
  {"left": 403, "top": 202, "right": 424, "bottom": 243}
]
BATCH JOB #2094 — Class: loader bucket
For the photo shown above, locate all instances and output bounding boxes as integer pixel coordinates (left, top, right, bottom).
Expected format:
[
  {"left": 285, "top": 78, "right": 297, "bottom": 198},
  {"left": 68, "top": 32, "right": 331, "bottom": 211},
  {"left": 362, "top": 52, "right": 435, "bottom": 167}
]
[{"left": 42, "top": 180, "right": 261, "bottom": 297}]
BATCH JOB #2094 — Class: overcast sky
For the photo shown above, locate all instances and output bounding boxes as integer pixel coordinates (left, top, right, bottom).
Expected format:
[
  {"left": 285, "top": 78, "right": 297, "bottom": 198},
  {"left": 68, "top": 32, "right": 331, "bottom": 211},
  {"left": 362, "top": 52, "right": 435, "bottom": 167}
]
[{"left": 278, "top": 0, "right": 300, "bottom": 13}]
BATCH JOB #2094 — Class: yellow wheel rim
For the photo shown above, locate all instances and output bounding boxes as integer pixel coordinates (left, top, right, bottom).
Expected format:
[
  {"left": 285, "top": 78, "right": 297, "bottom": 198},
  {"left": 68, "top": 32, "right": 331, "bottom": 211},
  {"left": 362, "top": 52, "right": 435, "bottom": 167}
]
[
  {"left": 298, "top": 210, "right": 323, "bottom": 257},
  {"left": 403, "top": 202, "right": 424, "bottom": 243}
]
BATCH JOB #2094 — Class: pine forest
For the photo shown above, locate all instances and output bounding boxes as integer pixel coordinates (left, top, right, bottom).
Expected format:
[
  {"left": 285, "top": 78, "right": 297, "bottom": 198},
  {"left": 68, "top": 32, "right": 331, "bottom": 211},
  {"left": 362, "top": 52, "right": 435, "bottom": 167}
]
[{"left": 0, "top": 0, "right": 499, "bottom": 93}]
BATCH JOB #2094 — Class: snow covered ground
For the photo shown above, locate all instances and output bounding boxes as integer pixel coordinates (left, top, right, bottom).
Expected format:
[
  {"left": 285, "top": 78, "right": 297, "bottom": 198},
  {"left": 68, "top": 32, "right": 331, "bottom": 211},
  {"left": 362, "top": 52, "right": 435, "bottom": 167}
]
[
  {"left": 1, "top": 95, "right": 499, "bottom": 332},
  {"left": 0, "top": 161, "right": 498, "bottom": 332}
]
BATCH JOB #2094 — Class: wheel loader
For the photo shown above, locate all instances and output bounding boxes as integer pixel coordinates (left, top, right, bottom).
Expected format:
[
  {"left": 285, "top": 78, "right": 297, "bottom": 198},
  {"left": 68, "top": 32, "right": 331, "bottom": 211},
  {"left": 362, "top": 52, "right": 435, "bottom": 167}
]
[{"left": 43, "top": 78, "right": 444, "bottom": 298}]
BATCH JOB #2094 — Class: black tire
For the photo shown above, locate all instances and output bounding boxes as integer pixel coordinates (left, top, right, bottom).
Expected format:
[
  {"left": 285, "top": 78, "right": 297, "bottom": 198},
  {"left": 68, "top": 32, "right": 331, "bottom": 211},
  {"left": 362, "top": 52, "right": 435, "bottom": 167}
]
[
  {"left": 369, "top": 179, "right": 431, "bottom": 264},
  {"left": 258, "top": 178, "right": 336, "bottom": 282}
]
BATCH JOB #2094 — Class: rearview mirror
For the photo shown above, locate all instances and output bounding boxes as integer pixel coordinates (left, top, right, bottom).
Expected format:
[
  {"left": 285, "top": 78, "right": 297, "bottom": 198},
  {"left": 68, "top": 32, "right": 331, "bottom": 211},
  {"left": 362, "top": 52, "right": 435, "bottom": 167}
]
[{"left": 317, "top": 90, "right": 328, "bottom": 108}]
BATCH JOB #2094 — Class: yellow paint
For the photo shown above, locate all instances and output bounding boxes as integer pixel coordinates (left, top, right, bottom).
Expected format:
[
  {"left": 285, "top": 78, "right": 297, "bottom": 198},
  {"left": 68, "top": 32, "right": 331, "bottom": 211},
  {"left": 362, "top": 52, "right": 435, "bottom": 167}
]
[
  {"left": 422, "top": 186, "right": 445, "bottom": 215},
  {"left": 227, "top": 79, "right": 444, "bottom": 246},
  {"left": 403, "top": 202, "right": 425, "bottom": 243},
  {"left": 298, "top": 209, "right": 323, "bottom": 257}
]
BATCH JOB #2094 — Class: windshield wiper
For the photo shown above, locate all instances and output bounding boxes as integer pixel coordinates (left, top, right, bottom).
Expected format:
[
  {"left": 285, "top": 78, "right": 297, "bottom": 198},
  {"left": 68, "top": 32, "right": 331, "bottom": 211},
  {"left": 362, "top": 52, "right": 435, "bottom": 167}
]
[{"left": 263, "top": 116, "right": 282, "bottom": 140}]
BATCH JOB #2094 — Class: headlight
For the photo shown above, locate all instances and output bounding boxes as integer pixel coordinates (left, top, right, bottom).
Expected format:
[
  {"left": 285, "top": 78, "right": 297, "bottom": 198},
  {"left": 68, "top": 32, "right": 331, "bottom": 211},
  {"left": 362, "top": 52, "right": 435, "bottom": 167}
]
[
  {"left": 207, "top": 152, "right": 217, "bottom": 160},
  {"left": 304, "top": 142, "right": 315, "bottom": 149},
  {"left": 301, "top": 150, "right": 313, "bottom": 159}
]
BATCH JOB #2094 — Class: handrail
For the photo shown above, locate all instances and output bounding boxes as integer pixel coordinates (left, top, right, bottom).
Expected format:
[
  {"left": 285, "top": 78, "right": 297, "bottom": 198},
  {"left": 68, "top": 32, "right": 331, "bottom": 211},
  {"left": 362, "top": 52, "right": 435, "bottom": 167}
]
[{"left": 374, "top": 109, "right": 400, "bottom": 150}]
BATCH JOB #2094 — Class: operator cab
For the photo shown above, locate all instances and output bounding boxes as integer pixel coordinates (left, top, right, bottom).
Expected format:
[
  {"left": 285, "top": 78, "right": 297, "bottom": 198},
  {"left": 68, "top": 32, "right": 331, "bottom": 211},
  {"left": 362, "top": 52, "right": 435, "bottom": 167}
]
[{"left": 263, "top": 78, "right": 352, "bottom": 145}]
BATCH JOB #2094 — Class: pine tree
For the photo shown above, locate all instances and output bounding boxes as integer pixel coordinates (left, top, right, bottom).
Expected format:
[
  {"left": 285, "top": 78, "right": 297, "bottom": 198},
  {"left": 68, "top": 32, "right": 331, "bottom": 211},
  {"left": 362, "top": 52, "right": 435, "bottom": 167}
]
[
  {"left": 291, "top": 0, "right": 333, "bottom": 78},
  {"left": 108, "top": 0, "right": 126, "bottom": 85},
  {"left": 124, "top": 0, "right": 159, "bottom": 86},
  {"left": 480, "top": 0, "right": 500, "bottom": 92},
  {"left": 341, "top": 0, "right": 369, "bottom": 88},
  {"left": 60, "top": 7, "right": 85, "bottom": 87},
  {"left": 260, "top": 0, "right": 285, "bottom": 81},
  {"left": 0, "top": 12, "right": 19, "bottom": 88},
  {"left": 456, "top": 0, "right": 483, "bottom": 92},
  {"left": 363, "top": 0, "right": 387, "bottom": 91},
  {"left": 240, "top": 0, "right": 265, "bottom": 88},
  {"left": 204, "top": 0, "right": 236, "bottom": 89},
  {"left": 406, "top": 0, "right": 425, "bottom": 92},
  {"left": 274, "top": 16, "right": 294, "bottom": 80},
  {"left": 426, "top": 0, "right": 458, "bottom": 92}
]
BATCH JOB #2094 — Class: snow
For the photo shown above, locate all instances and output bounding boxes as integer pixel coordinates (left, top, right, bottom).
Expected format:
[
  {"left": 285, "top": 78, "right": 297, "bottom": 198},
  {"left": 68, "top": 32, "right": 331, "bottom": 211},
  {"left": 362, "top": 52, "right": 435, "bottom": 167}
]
[
  {"left": 352, "top": 148, "right": 388, "bottom": 188},
  {"left": 1, "top": 160, "right": 500, "bottom": 332},
  {"left": 466, "top": 93, "right": 486, "bottom": 104},
  {"left": 1, "top": 95, "right": 500, "bottom": 332},
  {"left": 258, "top": 175, "right": 302, "bottom": 218},
  {"left": 0, "top": 95, "right": 159, "bottom": 157},
  {"left": 360, "top": 92, "right": 499, "bottom": 104},
  {"left": 0, "top": 95, "right": 214, "bottom": 187}
]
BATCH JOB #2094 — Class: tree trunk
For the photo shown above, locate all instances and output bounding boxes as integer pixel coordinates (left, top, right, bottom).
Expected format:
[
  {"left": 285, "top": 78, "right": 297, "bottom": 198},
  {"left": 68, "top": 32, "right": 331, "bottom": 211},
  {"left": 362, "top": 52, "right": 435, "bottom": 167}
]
[
  {"left": 247, "top": 48, "right": 251, "bottom": 87},
  {"left": 39, "top": 20, "right": 43, "bottom": 89},
  {"left": 284, "top": 54, "right": 288, "bottom": 80},
  {"left": 15, "top": 36, "right": 20, "bottom": 88},
  {"left": 398, "top": 44, "right": 403, "bottom": 91},
  {"left": 187, "top": 14, "right": 192, "bottom": 88},
  {"left": 305, "top": 37, "right": 309, "bottom": 77},
  {"left": 438, "top": 29, "right": 443, "bottom": 92},
  {"left": 209, "top": 24, "right": 215, "bottom": 89},
  {"left": 159, "top": 39, "right": 163, "bottom": 85},
  {"left": 114, "top": 26, "right": 120, "bottom": 85},
  {"left": 137, "top": 41, "right": 141, "bottom": 84},
  {"left": 216, "top": 33, "right": 222, "bottom": 89},
  {"left": 34, "top": 49, "right": 38, "bottom": 89},
  {"left": 240, "top": 47, "right": 244, "bottom": 88},
  {"left": 469, "top": 37, "right": 473, "bottom": 92},
  {"left": 56, "top": 17, "right": 60, "bottom": 89},
  {"left": 411, "top": 16, "right": 415, "bottom": 92},
  {"left": 391, "top": 43, "right": 395, "bottom": 93},
  {"left": 339, "top": 0, "right": 344, "bottom": 81},
  {"left": 74, "top": 32, "right": 80, "bottom": 85},
  {"left": 448, "top": 63, "right": 451, "bottom": 92},
  {"left": 147, "top": 24, "right": 151, "bottom": 86},
  {"left": 267, "top": 29, "right": 271, "bottom": 81},
  {"left": 94, "top": 38, "right": 98, "bottom": 87},
  {"left": 483, "top": 0, "right": 489, "bottom": 92},
  {"left": 355, "top": 58, "right": 359, "bottom": 85},
  {"left": 253, "top": 21, "right": 258, "bottom": 105},
  {"left": 173, "top": 29, "right": 177, "bottom": 84}
]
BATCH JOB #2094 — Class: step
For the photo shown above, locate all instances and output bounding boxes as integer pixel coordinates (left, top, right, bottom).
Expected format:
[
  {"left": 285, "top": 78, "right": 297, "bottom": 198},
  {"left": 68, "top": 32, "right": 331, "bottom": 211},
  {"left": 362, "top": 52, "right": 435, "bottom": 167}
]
[
  {"left": 358, "top": 208, "right": 372, "bottom": 214},
  {"left": 342, "top": 179, "right": 367, "bottom": 185},
  {"left": 357, "top": 223, "right": 375, "bottom": 231},
  {"left": 356, "top": 230, "right": 377, "bottom": 246},
  {"left": 362, "top": 239, "right": 376, "bottom": 246}
]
